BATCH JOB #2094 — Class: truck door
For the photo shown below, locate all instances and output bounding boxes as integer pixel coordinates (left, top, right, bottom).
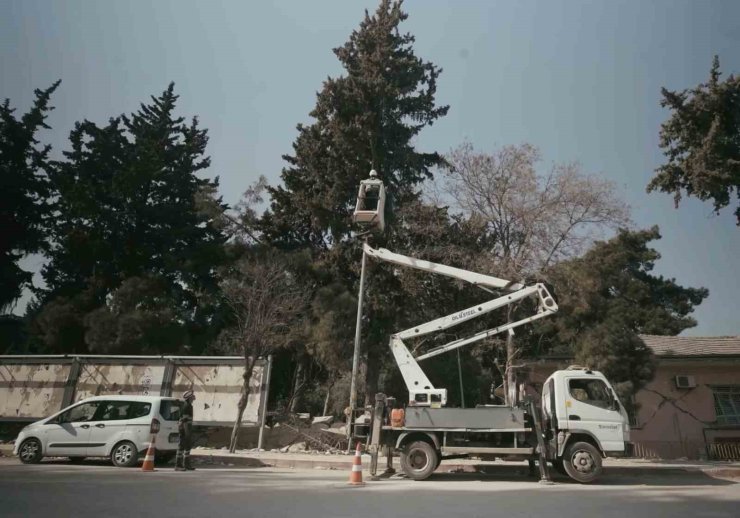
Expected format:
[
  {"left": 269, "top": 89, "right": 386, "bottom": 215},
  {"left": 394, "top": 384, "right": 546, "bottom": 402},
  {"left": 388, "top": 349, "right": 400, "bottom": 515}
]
[{"left": 564, "top": 376, "right": 624, "bottom": 452}]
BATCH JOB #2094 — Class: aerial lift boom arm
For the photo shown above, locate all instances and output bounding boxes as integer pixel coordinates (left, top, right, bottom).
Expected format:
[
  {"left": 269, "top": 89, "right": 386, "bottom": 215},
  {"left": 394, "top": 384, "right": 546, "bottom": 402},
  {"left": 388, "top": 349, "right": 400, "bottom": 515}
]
[{"left": 363, "top": 243, "right": 558, "bottom": 406}]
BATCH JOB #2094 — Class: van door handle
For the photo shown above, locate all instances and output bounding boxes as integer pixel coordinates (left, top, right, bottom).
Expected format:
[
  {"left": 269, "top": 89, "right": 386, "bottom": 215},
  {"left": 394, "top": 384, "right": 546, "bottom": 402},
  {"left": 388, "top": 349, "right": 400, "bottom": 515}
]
[
  {"left": 95, "top": 423, "right": 105, "bottom": 428},
  {"left": 80, "top": 424, "right": 90, "bottom": 429},
  {"left": 569, "top": 415, "right": 581, "bottom": 420}
]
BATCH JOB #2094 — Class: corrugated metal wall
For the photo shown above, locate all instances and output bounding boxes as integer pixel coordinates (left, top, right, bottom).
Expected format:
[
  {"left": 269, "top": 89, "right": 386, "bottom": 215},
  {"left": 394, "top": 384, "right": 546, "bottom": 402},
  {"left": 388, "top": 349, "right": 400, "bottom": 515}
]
[
  {"left": 0, "top": 356, "right": 269, "bottom": 426},
  {"left": 0, "top": 363, "right": 71, "bottom": 419}
]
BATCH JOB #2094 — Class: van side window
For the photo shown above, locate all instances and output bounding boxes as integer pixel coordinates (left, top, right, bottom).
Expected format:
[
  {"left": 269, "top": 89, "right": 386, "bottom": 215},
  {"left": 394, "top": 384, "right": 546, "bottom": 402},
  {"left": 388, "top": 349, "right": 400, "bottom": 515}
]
[
  {"left": 159, "top": 400, "right": 183, "bottom": 421},
  {"left": 60, "top": 402, "right": 100, "bottom": 423},
  {"left": 99, "top": 401, "right": 130, "bottom": 421},
  {"left": 128, "top": 402, "right": 152, "bottom": 419},
  {"left": 97, "top": 401, "right": 152, "bottom": 421},
  {"left": 568, "top": 379, "right": 611, "bottom": 409}
]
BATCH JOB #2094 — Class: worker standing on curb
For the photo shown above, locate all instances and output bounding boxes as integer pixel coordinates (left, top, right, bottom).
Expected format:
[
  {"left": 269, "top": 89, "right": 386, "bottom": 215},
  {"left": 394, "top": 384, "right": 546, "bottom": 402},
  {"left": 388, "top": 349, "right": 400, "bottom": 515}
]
[{"left": 175, "top": 390, "right": 196, "bottom": 471}]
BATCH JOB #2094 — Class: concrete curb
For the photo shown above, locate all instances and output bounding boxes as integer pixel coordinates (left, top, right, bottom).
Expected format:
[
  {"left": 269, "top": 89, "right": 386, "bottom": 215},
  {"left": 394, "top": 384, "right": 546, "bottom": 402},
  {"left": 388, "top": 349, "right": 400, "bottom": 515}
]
[{"left": 189, "top": 451, "right": 740, "bottom": 480}]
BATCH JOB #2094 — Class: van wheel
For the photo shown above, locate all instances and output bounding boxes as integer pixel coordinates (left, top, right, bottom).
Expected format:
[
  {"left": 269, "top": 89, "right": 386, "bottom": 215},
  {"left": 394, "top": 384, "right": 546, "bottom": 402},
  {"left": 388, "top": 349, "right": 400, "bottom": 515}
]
[
  {"left": 111, "top": 441, "right": 138, "bottom": 468},
  {"left": 400, "top": 441, "right": 438, "bottom": 481},
  {"left": 562, "top": 441, "right": 602, "bottom": 483},
  {"left": 18, "top": 438, "right": 43, "bottom": 464}
]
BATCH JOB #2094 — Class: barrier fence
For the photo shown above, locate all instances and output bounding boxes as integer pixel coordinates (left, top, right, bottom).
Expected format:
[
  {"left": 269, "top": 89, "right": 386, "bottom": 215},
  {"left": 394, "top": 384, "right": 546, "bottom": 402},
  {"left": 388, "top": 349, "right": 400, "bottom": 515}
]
[
  {"left": 708, "top": 442, "right": 740, "bottom": 460},
  {"left": 631, "top": 440, "right": 740, "bottom": 461},
  {"left": 0, "top": 355, "right": 271, "bottom": 427}
]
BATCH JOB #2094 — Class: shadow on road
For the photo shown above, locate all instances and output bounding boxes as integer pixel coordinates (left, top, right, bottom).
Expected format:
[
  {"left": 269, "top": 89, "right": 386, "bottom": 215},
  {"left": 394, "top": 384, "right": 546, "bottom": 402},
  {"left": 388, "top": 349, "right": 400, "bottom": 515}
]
[{"left": 425, "top": 464, "right": 737, "bottom": 486}]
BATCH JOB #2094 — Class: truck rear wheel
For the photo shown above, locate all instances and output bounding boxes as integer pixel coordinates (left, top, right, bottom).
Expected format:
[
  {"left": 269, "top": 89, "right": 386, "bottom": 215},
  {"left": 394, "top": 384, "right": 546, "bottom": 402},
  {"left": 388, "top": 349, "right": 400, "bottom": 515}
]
[
  {"left": 562, "top": 441, "right": 602, "bottom": 483},
  {"left": 400, "top": 441, "right": 439, "bottom": 481}
]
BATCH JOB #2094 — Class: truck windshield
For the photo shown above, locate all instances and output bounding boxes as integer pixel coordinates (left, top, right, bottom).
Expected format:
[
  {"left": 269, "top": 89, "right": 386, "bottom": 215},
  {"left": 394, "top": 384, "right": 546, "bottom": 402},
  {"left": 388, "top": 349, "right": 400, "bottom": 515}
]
[{"left": 569, "top": 379, "right": 612, "bottom": 409}]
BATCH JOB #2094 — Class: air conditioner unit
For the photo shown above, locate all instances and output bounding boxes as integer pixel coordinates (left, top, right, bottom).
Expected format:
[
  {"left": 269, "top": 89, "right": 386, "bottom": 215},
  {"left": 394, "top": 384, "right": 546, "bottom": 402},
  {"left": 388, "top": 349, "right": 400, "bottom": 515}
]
[{"left": 674, "top": 375, "right": 696, "bottom": 389}]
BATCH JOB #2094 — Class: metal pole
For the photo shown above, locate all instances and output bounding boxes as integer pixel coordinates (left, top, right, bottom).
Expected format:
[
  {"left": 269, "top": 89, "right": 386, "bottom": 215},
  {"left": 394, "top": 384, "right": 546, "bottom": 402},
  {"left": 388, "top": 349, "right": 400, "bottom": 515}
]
[
  {"left": 347, "top": 245, "right": 368, "bottom": 450},
  {"left": 257, "top": 355, "right": 273, "bottom": 451},
  {"left": 457, "top": 349, "right": 465, "bottom": 409}
]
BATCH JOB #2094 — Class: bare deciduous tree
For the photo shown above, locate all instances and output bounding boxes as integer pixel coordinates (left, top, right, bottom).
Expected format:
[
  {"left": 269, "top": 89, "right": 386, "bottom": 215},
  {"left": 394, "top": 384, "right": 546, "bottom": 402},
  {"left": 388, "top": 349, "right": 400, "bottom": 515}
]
[
  {"left": 438, "top": 142, "right": 631, "bottom": 403},
  {"left": 216, "top": 257, "right": 307, "bottom": 452}
]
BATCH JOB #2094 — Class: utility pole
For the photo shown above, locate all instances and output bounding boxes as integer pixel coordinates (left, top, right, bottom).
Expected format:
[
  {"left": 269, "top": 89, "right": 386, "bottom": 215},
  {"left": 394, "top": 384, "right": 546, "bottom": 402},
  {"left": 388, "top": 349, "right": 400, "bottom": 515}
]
[
  {"left": 346, "top": 244, "right": 368, "bottom": 450},
  {"left": 347, "top": 169, "right": 385, "bottom": 452}
]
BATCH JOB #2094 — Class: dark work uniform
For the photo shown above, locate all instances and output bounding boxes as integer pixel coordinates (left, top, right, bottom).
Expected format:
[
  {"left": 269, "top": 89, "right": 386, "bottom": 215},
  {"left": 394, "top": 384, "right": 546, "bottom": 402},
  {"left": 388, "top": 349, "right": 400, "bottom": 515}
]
[{"left": 176, "top": 400, "right": 194, "bottom": 470}]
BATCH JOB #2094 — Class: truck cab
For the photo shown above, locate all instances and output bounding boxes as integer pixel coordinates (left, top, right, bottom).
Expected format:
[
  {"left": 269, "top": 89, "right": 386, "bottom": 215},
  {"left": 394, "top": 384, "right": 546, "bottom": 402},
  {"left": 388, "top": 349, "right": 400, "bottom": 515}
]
[{"left": 541, "top": 368, "right": 630, "bottom": 482}]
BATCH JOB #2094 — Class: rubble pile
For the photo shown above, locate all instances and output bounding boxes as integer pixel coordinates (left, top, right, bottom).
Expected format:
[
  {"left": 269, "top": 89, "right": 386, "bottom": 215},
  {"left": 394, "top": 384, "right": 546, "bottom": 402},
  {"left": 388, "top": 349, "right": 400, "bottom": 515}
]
[{"left": 270, "top": 414, "right": 349, "bottom": 453}]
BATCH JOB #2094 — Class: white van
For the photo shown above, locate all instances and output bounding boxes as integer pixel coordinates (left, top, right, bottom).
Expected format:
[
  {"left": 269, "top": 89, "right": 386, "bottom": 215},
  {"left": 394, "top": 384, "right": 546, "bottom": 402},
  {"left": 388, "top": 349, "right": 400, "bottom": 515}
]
[{"left": 14, "top": 395, "right": 183, "bottom": 467}]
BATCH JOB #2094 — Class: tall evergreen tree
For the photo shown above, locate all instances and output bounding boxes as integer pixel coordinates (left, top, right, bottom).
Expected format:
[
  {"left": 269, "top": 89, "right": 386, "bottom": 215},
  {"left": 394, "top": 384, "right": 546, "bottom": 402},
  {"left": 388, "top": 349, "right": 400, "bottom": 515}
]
[
  {"left": 647, "top": 56, "right": 740, "bottom": 224},
  {"left": 34, "top": 84, "right": 227, "bottom": 354},
  {"left": 0, "top": 81, "right": 59, "bottom": 311},
  {"left": 532, "top": 226, "right": 709, "bottom": 398},
  {"left": 262, "top": 0, "right": 448, "bottom": 248},
  {"left": 259, "top": 0, "right": 449, "bottom": 402}
]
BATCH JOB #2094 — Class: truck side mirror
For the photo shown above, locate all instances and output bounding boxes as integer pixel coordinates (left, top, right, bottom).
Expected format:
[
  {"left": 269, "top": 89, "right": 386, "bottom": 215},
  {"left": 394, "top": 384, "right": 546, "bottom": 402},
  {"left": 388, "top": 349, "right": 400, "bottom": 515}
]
[{"left": 609, "top": 391, "right": 619, "bottom": 411}]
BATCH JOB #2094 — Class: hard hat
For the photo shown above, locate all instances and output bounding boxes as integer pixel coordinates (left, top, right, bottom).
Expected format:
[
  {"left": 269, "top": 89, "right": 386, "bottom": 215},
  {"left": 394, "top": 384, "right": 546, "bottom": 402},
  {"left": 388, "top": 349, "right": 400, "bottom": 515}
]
[{"left": 183, "top": 390, "right": 195, "bottom": 401}]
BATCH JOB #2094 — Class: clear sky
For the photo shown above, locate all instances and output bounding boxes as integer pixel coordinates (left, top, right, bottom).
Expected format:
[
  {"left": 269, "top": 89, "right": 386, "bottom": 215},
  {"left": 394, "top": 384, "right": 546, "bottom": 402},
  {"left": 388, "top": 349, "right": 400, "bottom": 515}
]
[{"left": 1, "top": 0, "right": 738, "bottom": 336}]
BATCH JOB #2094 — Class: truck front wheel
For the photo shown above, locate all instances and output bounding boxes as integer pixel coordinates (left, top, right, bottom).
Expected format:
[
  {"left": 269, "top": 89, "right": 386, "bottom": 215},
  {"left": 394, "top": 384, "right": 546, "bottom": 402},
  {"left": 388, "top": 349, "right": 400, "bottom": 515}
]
[
  {"left": 400, "top": 441, "right": 439, "bottom": 481},
  {"left": 562, "top": 441, "right": 602, "bottom": 483}
]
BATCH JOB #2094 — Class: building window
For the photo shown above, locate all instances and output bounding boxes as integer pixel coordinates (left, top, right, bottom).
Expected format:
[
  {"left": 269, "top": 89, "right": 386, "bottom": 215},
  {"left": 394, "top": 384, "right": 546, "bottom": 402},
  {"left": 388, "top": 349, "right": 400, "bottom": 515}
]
[{"left": 712, "top": 386, "right": 740, "bottom": 425}]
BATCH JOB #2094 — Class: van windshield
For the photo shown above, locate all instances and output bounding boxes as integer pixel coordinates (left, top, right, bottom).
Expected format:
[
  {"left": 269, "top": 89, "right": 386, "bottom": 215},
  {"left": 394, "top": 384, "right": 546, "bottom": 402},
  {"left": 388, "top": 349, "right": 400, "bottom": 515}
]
[{"left": 159, "top": 400, "right": 183, "bottom": 421}]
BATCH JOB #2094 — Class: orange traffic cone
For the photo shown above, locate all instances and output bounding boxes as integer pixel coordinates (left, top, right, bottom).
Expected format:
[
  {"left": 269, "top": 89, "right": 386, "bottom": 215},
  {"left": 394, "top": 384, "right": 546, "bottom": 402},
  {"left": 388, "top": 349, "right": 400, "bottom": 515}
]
[
  {"left": 141, "top": 434, "right": 156, "bottom": 472},
  {"left": 348, "top": 442, "right": 365, "bottom": 486}
]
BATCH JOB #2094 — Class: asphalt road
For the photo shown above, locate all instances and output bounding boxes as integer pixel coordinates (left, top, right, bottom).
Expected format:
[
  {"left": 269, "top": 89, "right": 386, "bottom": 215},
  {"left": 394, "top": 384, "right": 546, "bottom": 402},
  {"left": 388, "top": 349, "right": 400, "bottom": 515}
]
[{"left": 0, "top": 458, "right": 738, "bottom": 518}]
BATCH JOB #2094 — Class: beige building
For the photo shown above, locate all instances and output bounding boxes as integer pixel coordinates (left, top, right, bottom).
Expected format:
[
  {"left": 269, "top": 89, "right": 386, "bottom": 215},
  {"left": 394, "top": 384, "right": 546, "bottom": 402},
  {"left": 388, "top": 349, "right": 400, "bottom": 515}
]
[{"left": 526, "top": 335, "right": 740, "bottom": 460}]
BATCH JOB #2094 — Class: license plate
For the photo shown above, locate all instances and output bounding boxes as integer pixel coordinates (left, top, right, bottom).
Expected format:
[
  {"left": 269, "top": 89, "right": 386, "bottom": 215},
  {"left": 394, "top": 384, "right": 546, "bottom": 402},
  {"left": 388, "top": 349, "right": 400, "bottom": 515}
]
[{"left": 169, "top": 433, "right": 180, "bottom": 444}]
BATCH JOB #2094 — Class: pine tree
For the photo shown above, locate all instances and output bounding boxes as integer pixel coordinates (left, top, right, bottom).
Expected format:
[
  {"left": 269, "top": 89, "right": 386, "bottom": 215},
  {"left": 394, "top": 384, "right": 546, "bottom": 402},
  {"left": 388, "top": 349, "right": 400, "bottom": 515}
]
[
  {"left": 261, "top": 0, "right": 448, "bottom": 248},
  {"left": 0, "top": 81, "right": 60, "bottom": 311},
  {"left": 647, "top": 56, "right": 740, "bottom": 224},
  {"left": 258, "top": 0, "right": 449, "bottom": 402},
  {"left": 534, "top": 226, "right": 709, "bottom": 398},
  {"left": 34, "top": 84, "right": 227, "bottom": 353}
]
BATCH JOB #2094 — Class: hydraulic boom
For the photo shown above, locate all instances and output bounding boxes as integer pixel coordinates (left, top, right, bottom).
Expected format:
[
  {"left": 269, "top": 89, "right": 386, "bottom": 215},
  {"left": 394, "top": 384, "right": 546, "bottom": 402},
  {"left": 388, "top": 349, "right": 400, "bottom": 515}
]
[{"left": 363, "top": 243, "right": 558, "bottom": 406}]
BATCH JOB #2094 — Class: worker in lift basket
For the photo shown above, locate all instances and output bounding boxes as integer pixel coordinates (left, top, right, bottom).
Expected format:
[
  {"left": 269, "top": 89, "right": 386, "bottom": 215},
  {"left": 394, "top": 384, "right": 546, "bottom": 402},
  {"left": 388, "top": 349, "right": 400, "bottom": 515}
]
[{"left": 175, "top": 390, "right": 196, "bottom": 471}]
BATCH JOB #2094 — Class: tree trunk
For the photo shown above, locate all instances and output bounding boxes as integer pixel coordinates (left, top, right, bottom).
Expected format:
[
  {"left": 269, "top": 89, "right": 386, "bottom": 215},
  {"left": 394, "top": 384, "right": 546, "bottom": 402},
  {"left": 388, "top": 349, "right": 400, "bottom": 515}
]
[
  {"left": 322, "top": 380, "right": 333, "bottom": 416},
  {"left": 288, "top": 359, "right": 305, "bottom": 413},
  {"left": 229, "top": 358, "right": 255, "bottom": 453},
  {"left": 505, "top": 331, "right": 515, "bottom": 406},
  {"left": 504, "top": 305, "right": 516, "bottom": 406}
]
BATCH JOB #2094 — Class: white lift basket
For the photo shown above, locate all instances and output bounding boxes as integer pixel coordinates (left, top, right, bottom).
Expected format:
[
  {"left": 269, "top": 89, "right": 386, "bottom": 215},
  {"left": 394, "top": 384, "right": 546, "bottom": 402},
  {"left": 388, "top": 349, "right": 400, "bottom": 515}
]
[{"left": 352, "top": 170, "right": 386, "bottom": 232}]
